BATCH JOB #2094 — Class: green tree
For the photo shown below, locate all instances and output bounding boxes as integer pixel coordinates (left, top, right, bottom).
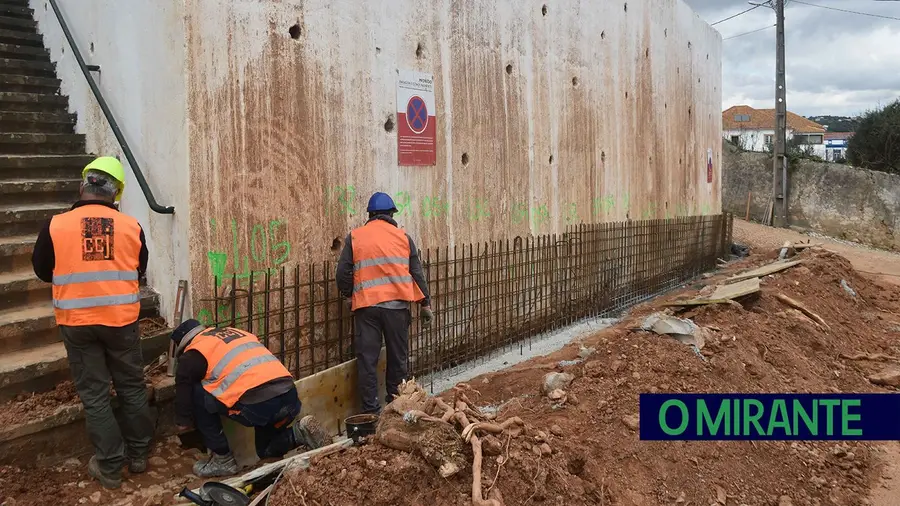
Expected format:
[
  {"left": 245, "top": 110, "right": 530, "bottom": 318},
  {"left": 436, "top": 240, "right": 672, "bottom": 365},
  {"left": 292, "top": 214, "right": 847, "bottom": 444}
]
[{"left": 847, "top": 99, "right": 900, "bottom": 174}]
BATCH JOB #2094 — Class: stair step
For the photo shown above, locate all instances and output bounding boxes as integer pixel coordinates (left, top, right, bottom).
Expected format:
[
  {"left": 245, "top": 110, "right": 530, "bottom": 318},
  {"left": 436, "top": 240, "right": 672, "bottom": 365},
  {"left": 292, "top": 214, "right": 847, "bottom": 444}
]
[
  {"left": 0, "top": 28, "right": 40, "bottom": 47},
  {"left": 0, "top": 154, "right": 91, "bottom": 179},
  {"left": 0, "top": 132, "right": 85, "bottom": 155},
  {"left": 0, "top": 57, "right": 55, "bottom": 78},
  {"left": 0, "top": 177, "right": 80, "bottom": 205},
  {"left": 0, "top": 301, "right": 56, "bottom": 355},
  {"left": 0, "top": 201, "right": 68, "bottom": 237},
  {"left": 0, "top": 15, "right": 35, "bottom": 33},
  {"left": 0, "top": 110, "right": 75, "bottom": 133},
  {"left": 0, "top": 74, "right": 59, "bottom": 93},
  {"left": 0, "top": 42, "right": 48, "bottom": 61},
  {"left": 0, "top": 269, "right": 49, "bottom": 312},
  {"left": 0, "top": 91, "right": 68, "bottom": 113},
  {"left": 0, "top": 288, "right": 162, "bottom": 398},
  {"left": 0, "top": 4, "right": 31, "bottom": 19},
  {"left": 0, "top": 233, "right": 35, "bottom": 271}
]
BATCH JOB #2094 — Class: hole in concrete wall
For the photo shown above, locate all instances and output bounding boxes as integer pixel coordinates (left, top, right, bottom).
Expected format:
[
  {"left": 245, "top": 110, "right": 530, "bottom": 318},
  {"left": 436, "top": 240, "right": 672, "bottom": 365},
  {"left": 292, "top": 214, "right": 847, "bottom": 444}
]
[
  {"left": 289, "top": 23, "right": 302, "bottom": 39},
  {"left": 706, "top": 53, "right": 709, "bottom": 60},
  {"left": 549, "top": 154, "right": 554, "bottom": 164},
  {"left": 601, "top": 151, "right": 606, "bottom": 163},
  {"left": 384, "top": 115, "right": 395, "bottom": 133},
  {"left": 542, "top": 4, "right": 548, "bottom": 16},
  {"left": 664, "top": 28, "right": 667, "bottom": 38},
  {"left": 601, "top": 31, "right": 606, "bottom": 40},
  {"left": 625, "top": 91, "right": 629, "bottom": 99},
  {"left": 90, "top": 42, "right": 94, "bottom": 53},
  {"left": 664, "top": 102, "right": 667, "bottom": 109},
  {"left": 331, "top": 238, "right": 342, "bottom": 252},
  {"left": 688, "top": 106, "right": 692, "bottom": 118},
  {"left": 624, "top": 3, "right": 627, "bottom": 12},
  {"left": 61, "top": 46, "right": 65, "bottom": 55},
  {"left": 645, "top": 48, "right": 649, "bottom": 58},
  {"left": 376, "top": 46, "right": 382, "bottom": 54},
  {"left": 572, "top": 76, "right": 579, "bottom": 87},
  {"left": 462, "top": 153, "right": 469, "bottom": 165},
  {"left": 416, "top": 42, "right": 426, "bottom": 59},
  {"left": 506, "top": 63, "right": 513, "bottom": 75},
  {"left": 676, "top": 67, "right": 679, "bottom": 75},
  {"left": 687, "top": 41, "right": 692, "bottom": 49},
  {"left": 44, "top": 2, "right": 47, "bottom": 10},
  {"left": 679, "top": 157, "right": 683, "bottom": 165}
]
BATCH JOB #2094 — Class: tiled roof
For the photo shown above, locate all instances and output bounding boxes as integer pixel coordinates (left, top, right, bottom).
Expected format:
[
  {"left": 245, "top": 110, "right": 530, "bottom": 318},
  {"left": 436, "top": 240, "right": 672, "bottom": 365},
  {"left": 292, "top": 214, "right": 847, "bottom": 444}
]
[
  {"left": 824, "top": 132, "right": 854, "bottom": 140},
  {"left": 722, "top": 105, "right": 826, "bottom": 133}
]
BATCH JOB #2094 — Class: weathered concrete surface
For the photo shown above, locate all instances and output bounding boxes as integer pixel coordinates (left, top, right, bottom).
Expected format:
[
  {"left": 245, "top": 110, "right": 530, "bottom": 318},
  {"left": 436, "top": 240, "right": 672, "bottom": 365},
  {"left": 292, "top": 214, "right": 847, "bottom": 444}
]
[
  {"left": 185, "top": 0, "right": 723, "bottom": 303},
  {"left": 723, "top": 143, "right": 900, "bottom": 251}
]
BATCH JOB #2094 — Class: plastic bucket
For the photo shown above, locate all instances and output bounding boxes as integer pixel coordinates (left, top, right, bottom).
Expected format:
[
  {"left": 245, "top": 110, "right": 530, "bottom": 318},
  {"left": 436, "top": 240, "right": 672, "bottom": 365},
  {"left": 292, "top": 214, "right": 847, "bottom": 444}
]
[{"left": 344, "top": 414, "right": 378, "bottom": 443}]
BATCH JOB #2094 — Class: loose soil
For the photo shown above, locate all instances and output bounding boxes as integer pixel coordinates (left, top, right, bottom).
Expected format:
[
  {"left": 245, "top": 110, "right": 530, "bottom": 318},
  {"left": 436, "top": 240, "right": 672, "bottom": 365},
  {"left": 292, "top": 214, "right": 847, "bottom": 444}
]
[
  {"left": 4, "top": 241, "right": 900, "bottom": 506},
  {"left": 268, "top": 248, "right": 900, "bottom": 506},
  {"left": 0, "top": 436, "right": 205, "bottom": 506}
]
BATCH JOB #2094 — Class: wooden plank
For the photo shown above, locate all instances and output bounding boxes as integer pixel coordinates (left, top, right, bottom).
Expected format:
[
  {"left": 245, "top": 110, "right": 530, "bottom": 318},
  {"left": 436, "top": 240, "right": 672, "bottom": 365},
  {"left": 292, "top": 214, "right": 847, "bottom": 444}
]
[
  {"left": 666, "top": 278, "right": 761, "bottom": 307},
  {"left": 707, "top": 277, "right": 761, "bottom": 300},
  {"left": 724, "top": 260, "right": 802, "bottom": 284}
]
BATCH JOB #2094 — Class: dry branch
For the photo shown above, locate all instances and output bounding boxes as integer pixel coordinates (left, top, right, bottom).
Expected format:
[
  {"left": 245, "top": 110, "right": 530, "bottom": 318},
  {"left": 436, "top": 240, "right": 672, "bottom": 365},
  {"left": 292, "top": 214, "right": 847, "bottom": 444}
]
[{"left": 773, "top": 293, "right": 829, "bottom": 330}]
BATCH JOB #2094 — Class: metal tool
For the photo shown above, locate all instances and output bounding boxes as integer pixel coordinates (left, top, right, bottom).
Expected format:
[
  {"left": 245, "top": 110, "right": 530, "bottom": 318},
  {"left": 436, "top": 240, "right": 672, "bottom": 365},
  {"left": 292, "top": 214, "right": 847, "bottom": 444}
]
[{"left": 179, "top": 482, "right": 250, "bottom": 506}]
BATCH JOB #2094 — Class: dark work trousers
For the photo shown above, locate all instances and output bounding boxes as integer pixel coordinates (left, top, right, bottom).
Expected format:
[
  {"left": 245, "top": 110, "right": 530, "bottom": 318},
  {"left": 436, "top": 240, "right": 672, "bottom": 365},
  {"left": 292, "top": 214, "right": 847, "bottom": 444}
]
[
  {"left": 192, "top": 383, "right": 302, "bottom": 459},
  {"left": 353, "top": 306, "right": 411, "bottom": 414},
  {"left": 60, "top": 322, "right": 153, "bottom": 476}
]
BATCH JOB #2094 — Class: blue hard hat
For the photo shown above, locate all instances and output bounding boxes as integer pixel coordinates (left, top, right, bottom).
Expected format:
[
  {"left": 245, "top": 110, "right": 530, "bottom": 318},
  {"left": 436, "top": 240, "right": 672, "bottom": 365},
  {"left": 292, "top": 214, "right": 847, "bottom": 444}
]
[{"left": 367, "top": 192, "right": 398, "bottom": 214}]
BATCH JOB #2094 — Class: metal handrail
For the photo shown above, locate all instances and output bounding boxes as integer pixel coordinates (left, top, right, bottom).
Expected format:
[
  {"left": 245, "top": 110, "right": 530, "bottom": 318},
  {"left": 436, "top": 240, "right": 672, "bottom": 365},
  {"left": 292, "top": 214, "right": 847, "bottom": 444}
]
[{"left": 47, "top": 0, "right": 175, "bottom": 214}]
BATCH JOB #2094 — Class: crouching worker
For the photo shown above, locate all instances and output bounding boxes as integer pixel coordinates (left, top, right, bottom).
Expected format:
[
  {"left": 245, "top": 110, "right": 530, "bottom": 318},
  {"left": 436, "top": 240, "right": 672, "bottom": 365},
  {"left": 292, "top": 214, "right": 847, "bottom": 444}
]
[{"left": 170, "top": 319, "right": 330, "bottom": 478}]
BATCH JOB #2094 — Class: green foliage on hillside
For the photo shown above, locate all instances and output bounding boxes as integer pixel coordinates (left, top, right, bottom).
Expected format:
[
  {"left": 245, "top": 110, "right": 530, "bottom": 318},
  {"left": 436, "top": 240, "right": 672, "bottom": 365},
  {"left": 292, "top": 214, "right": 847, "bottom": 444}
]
[{"left": 847, "top": 99, "right": 900, "bottom": 174}]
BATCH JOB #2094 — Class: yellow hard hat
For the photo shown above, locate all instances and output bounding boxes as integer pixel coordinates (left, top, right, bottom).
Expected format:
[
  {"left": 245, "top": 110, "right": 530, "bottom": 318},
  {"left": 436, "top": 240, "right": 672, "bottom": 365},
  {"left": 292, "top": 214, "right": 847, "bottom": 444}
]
[{"left": 82, "top": 156, "right": 126, "bottom": 202}]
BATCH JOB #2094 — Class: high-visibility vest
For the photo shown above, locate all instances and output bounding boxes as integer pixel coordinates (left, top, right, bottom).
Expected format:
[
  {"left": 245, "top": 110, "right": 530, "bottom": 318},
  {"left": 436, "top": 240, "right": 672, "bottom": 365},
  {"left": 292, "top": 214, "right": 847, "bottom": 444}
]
[
  {"left": 350, "top": 219, "right": 425, "bottom": 311},
  {"left": 186, "top": 327, "right": 293, "bottom": 408},
  {"left": 49, "top": 204, "right": 142, "bottom": 327}
]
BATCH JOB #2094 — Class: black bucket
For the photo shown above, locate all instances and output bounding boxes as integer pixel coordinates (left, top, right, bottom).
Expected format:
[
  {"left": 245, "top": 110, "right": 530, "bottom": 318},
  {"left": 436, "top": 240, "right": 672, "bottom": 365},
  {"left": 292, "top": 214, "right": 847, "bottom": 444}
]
[{"left": 345, "top": 414, "right": 378, "bottom": 444}]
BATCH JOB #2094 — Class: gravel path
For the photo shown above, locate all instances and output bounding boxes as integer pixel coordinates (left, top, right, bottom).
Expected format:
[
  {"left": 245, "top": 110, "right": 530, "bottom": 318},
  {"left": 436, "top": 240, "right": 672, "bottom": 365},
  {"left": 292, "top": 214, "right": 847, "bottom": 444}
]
[{"left": 734, "top": 219, "right": 900, "bottom": 285}]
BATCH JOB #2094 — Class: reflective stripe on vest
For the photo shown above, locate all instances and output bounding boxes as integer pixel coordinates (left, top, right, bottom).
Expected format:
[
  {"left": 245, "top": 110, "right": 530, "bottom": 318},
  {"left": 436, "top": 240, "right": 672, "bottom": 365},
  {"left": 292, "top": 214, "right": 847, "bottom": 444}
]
[
  {"left": 49, "top": 204, "right": 142, "bottom": 327},
  {"left": 353, "top": 274, "right": 414, "bottom": 294},
  {"left": 53, "top": 270, "right": 139, "bottom": 285},
  {"left": 206, "top": 354, "right": 281, "bottom": 398},
  {"left": 54, "top": 293, "right": 141, "bottom": 310},
  {"left": 349, "top": 219, "right": 425, "bottom": 310},
  {"left": 186, "top": 327, "right": 293, "bottom": 408}
]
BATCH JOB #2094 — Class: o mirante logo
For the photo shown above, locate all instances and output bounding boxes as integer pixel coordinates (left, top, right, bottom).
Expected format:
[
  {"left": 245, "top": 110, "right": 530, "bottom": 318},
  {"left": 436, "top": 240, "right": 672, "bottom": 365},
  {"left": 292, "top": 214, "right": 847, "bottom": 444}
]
[{"left": 639, "top": 394, "right": 900, "bottom": 440}]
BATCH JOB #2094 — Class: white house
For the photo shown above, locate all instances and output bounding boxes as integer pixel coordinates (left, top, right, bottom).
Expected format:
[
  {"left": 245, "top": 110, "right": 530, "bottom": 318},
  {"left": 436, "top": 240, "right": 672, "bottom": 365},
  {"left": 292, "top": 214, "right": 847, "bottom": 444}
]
[{"left": 722, "top": 105, "right": 827, "bottom": 159}]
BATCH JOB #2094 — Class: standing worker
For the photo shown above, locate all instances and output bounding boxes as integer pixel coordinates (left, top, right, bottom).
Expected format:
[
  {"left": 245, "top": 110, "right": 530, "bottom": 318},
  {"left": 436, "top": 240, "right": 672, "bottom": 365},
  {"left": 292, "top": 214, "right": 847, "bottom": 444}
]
[
  {"left": 336, "top": 192, "right": 433, "bottom": 415},
  {"left": 170, "top": 320, "right": 330, "bottom": 478},
  {"left": 31, "top": 157, "right": 153, "bottom": 489}
]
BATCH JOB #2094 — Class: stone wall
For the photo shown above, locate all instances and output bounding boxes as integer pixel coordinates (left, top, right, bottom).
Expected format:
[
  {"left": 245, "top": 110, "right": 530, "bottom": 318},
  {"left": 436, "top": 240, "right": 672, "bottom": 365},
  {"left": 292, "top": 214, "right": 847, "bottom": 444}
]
[{"left": 723, "top": 143, "right": 900, "bottom": 250}]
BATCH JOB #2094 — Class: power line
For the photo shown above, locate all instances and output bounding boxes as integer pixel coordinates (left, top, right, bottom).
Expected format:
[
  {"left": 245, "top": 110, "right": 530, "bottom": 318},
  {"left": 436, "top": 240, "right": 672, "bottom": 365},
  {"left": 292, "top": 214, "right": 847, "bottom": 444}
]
[
  {"left": 711, "top": 4, "right": 763, "bottom": 25},
  {"left": 723, "top": 24, "right": 776, "bottom": 40},
  {"left": 791, "top": 0, "right": 900, "bottom": 20}
]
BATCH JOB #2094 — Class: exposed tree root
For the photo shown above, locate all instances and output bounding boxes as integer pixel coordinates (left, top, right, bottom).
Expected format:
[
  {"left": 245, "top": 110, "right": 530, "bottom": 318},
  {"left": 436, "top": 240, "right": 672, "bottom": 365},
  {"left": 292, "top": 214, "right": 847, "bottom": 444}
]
[{"left": 375, "top": 379, "right": 526, "bottom": 506}]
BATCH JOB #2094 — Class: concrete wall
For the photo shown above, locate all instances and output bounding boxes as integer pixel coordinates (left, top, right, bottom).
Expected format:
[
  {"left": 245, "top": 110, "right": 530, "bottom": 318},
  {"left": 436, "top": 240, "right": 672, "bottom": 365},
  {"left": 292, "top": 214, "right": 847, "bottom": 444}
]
[
  {"left": 723, "top": 143, "right": 900, "bottom": 250},
  {"left": 185, "top": 0, "right": 724, "bottom": 302},
  {"left": 30, "top": 0, "right": 192, "bottom": 320}
]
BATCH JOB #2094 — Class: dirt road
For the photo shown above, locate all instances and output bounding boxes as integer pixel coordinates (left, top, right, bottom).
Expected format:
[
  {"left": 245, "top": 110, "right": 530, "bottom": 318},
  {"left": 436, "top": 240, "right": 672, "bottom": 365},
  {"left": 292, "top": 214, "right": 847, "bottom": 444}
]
[
  {"left": 736, "top": 219, "right": 900, "bottom": 505},
  {"left": 734, "top": 219, "right": 900, "bottom": 286}
]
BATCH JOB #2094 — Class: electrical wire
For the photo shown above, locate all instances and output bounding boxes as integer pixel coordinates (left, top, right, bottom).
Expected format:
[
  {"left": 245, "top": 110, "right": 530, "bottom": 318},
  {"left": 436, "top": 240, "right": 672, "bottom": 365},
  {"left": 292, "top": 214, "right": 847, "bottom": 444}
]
[
  {"left": 791, "top": 0, "right": 900, "bottom": 20},
  {"left": 711, "top": 4, "right": 763, "bottom": 25},
  {"left": 723, "top": 24, "right": 776, "bottom": 40}
]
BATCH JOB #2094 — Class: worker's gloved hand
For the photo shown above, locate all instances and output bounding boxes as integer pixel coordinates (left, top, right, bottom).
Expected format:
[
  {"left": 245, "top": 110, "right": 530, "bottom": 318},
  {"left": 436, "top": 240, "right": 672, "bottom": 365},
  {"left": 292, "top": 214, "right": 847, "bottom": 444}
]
[{"left": 420, "top": 305, "right": 434, "bottom": 328}]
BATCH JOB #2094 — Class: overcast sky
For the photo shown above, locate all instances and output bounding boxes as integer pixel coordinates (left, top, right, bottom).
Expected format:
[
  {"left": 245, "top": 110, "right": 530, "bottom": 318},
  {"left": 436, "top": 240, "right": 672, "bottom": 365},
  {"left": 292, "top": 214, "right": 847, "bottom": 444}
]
[{"left": 682, "top": 0, "right": 900, "bottom": 117}]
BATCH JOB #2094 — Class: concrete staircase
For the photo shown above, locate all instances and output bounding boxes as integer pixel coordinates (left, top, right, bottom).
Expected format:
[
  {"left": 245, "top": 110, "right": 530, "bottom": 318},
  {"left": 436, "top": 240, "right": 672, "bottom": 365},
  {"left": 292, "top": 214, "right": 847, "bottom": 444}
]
[{"left": 0, "top": 0, "right": 160, "bottom": 402}]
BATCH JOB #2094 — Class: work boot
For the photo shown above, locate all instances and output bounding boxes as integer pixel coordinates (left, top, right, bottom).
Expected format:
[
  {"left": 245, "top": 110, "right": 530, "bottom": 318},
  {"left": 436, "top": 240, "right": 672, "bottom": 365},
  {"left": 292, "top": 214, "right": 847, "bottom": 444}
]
[
  {"left": 87, "top": 456, "right": 122, "bottom": 490},
  {"left": 192, "top": 452, "right": 238, "bottom": 478},
  {"left": 293, "top": 415, "right": 330, "bottom": 450},
  {"left": 127, "top": 456, "right": 147, "bottom": 474}
]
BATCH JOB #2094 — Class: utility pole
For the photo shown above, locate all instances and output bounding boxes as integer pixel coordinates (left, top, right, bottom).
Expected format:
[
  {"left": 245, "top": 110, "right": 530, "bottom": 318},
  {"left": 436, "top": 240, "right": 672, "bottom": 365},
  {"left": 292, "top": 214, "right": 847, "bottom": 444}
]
[{"left": 773, "top": 0, "right": 788, "bottom": 227}]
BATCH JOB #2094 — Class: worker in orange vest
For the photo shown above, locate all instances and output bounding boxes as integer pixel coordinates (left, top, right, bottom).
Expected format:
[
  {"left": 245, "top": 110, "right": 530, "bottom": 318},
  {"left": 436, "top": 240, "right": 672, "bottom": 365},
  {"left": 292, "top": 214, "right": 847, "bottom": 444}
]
[
  {"left": 170, "top": 319, "right": 330, "bottom": 478},
  {"left": 335, "top": 192, "right": 433, "bottom": 414},
  {"left": 30, "top": 157, "right": 153, "bottom": 489}
]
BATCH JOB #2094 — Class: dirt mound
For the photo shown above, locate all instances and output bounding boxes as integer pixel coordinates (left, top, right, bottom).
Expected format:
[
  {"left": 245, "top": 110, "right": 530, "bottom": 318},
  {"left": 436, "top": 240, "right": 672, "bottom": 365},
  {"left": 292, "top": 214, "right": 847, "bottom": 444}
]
[{"left": 271, "top": 248, "right": 900, "bottom": 506}]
